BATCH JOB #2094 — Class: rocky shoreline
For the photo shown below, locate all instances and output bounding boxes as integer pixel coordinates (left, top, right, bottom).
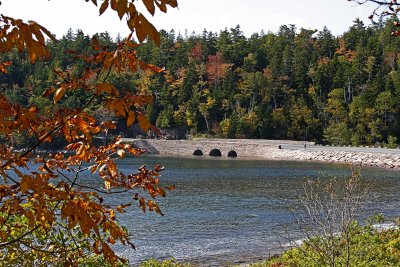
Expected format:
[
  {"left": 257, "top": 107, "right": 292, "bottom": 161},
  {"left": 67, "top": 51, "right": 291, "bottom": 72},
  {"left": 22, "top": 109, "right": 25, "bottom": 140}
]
[{"left": 274, "top": 148, "right": 400, "bottom": 170}]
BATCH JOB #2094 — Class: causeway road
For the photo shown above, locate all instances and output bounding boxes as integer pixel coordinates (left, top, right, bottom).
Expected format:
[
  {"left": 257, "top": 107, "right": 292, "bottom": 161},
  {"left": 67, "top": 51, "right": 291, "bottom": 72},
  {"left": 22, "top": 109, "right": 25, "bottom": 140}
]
[{"left": 280, "top": 144, "right": 400, "bottom": 154}]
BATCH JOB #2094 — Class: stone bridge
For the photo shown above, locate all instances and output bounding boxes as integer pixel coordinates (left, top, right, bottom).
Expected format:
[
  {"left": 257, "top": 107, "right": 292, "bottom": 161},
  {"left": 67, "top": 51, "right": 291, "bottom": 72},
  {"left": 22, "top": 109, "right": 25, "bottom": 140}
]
[{"left": 122, "top": 138, "right": 315, "bottom": 158}]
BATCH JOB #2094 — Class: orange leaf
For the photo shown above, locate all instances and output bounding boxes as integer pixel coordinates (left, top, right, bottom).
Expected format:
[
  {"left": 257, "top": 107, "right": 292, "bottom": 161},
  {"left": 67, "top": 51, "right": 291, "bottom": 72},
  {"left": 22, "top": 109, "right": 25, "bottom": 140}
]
[
  {"left": 66, "top": 142, "right": 82, "bottom": 150},
  {"left": 101, "top": 121, "right": 117, "bottom": 130},
  {"left": 99, "top": 0, "right": 109, "bottom": 15},
  {"left": 139, "top": 14, "right": 160, "bottom": 45},
  {"left": 156, "top": 187, "right": 166, "bottom": 197},
  {"left": 89, "top": 165, "right": 98, "bottom": 174},
  {"left": 103, "top": 52, "right": 116, "bottom": 68},
  {"left": 150, "top": 125, "right": 162, "bottom": 136},
  {"left": 127, "top": 110, "right": 135, "bottom": 127},
  {"left": 155, "top": 1, "right": 167, "bottom": 13},
  {"left": 128, "top": 2, "right": 136, "bottom": 15},
  {"left": 134, "top": 16, "right": 146, "bottom": 43},
  {"left": 166, "top": 0, "right": 178, "bottom": 8},
  {"left": 28, "top": 106, "right": 38, "bottom": 113},
  {"left": 24, "top": 210, "right": 35, "bottom": 227},
  {"left": 139, "top": 61, "right": 164, "bottom": 73},
  {"left": 95, "top": 83, "right": 118, "bottom": 96},
  {"left": 37, "top": 24, "right": 56, "bottom": 42},
  {"left": 143, "top": 0, "right": 155, "bottom": 15},
  {"left": 116, "top": 204, "right": 131, "bottom": 213},
  {"left": 137, "top": 113, "right": 150, "bottom": 131},
  {"left": 127, "top": 3, "right": 137, "bottom": 30},
  {"left": 89, "top": 126, "right": 101, "bottom": 134},
  {"left": 42, "top": 87, "right": 55, "bottom": 97},
  {"left": 54, "top": 87, "right": 66, "bottom": 103},
  {"left": 0, "top": 61, "right": 12, "bottom": 74},
  {"left": 20, "top": 175, "right": 32, "bottom": 192},
  {"left": 139, "top": 197, "right": 146, "bottom": 212},
  {"left": 115, "top": 0, "right": 128, "bottom": 20}
]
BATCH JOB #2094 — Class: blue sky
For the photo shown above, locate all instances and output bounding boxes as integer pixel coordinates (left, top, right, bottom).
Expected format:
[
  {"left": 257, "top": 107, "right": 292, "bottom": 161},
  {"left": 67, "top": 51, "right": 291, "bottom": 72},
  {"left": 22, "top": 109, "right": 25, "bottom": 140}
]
[{"left": 2, "top": 0, "right": 377, "bottom": 38}]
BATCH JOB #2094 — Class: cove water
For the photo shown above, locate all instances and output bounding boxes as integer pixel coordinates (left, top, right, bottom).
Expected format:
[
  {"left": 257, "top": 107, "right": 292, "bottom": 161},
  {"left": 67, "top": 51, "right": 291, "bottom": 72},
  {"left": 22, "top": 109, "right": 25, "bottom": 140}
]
[{"left": 79, "top": 156, "right": 400, "bottom": 266}]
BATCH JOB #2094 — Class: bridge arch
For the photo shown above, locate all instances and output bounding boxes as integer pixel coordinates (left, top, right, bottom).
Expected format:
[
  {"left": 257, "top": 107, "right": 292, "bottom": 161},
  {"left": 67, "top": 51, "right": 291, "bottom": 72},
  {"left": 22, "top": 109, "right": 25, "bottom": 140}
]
[
  {"left": 227, "top": 150, "right": 238, "bottom": 158},
  {"left": 193, "top": 149, "right": 203, "bottom": 156},
  {"left": 209, "top": 148, "right": 222, "bottom": 157}
]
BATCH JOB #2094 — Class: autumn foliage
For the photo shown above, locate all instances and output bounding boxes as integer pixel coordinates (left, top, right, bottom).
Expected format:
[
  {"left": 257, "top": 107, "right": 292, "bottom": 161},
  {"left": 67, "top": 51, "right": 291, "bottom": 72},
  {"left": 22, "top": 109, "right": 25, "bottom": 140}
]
[{"left": 0, "top": 0, "right": 177, "bottom": 265}]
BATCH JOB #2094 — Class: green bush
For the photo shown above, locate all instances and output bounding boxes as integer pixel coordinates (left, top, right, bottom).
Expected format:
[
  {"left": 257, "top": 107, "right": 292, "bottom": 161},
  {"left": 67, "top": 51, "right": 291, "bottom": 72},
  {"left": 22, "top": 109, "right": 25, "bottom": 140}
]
[
  {"left": 252, "top": 220, "right": 400, "bottom": 267},
  {"left": 387, "top": 135, "right": 398, "bottom": 149}
]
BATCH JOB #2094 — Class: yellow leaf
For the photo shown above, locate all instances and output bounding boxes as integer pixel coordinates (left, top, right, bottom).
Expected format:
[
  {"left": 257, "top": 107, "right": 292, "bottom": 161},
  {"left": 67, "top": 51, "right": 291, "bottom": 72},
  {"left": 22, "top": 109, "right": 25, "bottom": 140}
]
[
  {"left": 127, "top": 110, "right": 135, "bottom": 127},
  {"left": 109, "top": 209, "right": 116, "bottom": 220},
  {"left": 116, "top": 149, "right": 125, "bottom": 158},
  {"left": 104, "top": 180, "right": 111, "bottom": 190},
  {"left": 54, "top": 87, "right": 66, "bottom": 103}
]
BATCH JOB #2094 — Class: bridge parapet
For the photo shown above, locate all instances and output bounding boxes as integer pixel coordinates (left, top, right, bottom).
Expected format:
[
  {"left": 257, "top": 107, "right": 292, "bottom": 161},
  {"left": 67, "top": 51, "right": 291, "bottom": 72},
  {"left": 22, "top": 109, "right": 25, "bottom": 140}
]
[{"left": 123, "top": 138, "right": 313, "bottom": 158}]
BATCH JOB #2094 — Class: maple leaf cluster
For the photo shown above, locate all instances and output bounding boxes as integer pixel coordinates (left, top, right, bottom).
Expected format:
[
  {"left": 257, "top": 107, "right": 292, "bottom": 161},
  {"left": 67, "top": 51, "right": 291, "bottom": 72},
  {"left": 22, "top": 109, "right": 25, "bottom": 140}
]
[{"left": 0, "top": 0, "right": 178, "bottom": 265}]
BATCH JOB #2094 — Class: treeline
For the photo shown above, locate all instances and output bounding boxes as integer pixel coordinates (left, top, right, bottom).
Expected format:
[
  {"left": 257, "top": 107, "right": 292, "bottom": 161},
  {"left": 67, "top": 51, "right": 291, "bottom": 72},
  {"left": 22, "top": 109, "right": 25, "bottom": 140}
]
[{"left": 3, "top": 19, "right": 400, "bottom": 147}]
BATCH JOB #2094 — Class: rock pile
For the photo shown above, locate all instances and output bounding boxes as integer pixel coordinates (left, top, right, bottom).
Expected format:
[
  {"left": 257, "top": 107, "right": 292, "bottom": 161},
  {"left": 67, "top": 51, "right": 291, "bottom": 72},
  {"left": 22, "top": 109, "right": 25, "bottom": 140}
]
[{"left": 274, "top": 149, "right": 400, "bottom": 169}]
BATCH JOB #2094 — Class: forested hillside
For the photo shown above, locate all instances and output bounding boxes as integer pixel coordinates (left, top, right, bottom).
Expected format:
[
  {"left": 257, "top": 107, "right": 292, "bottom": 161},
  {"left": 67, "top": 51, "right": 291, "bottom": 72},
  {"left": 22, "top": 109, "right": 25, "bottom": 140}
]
[{"left": 3, "top": 18, "right": 400, "bottom": 147}]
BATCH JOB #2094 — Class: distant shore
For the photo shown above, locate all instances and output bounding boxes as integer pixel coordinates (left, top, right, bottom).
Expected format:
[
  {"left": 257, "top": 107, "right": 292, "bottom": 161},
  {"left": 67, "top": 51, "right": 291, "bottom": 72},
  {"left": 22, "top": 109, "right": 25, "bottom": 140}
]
[{"left": 124, "top": 138, "right": 400, "bottom": 170}]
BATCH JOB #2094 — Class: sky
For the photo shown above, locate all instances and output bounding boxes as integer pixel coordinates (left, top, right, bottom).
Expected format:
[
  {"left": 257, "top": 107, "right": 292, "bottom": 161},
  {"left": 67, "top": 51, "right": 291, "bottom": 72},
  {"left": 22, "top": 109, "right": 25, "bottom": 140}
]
[{"left": 1, "top": 0, "right": 378, "bottom": 39}]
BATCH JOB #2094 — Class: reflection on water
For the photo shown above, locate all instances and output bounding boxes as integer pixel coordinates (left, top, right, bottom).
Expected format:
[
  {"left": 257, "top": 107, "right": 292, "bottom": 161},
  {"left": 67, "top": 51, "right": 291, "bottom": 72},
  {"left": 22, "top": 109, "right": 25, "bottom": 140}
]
[{"left": 80, "top": 156, "right": 400, "bottom": 266}]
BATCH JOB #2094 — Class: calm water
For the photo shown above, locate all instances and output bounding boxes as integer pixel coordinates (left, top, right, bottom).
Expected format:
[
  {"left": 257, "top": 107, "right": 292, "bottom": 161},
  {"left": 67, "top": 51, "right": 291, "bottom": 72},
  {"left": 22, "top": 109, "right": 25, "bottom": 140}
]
[{"left": 81, "top": 156, "right": 400, "bottom": 266}]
